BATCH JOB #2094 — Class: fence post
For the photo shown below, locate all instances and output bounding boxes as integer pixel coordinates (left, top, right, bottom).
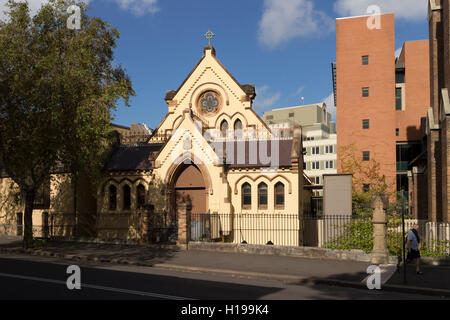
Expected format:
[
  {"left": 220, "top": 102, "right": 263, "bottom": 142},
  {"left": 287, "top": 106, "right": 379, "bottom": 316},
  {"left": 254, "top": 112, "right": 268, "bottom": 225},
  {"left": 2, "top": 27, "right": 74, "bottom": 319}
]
[
  {"left": 140, "top": 204, "right": 154, "bottom": 245},
  {"left": 371, "top": 194, "right": 389, "bottom": 264},
  {"left": 177, "top": 201, "right": 192, "bottom": 249}
]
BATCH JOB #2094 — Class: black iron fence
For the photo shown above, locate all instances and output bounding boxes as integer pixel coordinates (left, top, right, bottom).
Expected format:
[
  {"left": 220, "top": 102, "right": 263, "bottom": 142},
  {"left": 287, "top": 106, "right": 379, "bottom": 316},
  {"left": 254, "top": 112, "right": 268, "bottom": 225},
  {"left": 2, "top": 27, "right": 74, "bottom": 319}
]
[{"left": 2, "top": 211, "right": 449, "bottom": 257}]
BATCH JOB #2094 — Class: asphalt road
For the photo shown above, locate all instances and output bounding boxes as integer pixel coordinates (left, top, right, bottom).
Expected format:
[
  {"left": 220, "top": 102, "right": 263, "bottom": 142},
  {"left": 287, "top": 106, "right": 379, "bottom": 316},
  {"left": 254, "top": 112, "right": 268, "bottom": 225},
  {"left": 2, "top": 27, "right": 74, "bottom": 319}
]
[{"left": 0, "top": 254, "right": 445, "bottom": 301}]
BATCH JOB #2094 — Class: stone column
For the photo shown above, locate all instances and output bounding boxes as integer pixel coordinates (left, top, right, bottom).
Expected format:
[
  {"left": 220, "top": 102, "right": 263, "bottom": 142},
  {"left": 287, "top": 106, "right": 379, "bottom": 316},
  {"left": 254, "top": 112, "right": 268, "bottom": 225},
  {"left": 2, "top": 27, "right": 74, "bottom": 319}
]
[
  {"left": 177, "top": 201, "right": 192, "bottom": 249},
  {"left": 371, "top": 194, "right": 389, "bottom": 264},
  {"left": 140, "top": 204, "right": 154, "bottom": 245}
]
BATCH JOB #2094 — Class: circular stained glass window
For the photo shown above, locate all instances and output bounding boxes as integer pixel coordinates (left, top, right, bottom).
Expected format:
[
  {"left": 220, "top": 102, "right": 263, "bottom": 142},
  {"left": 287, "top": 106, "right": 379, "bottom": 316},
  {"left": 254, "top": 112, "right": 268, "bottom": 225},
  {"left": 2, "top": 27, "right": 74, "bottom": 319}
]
[{"left": 198, "top": 91, "right": 221, "bottom": 115}]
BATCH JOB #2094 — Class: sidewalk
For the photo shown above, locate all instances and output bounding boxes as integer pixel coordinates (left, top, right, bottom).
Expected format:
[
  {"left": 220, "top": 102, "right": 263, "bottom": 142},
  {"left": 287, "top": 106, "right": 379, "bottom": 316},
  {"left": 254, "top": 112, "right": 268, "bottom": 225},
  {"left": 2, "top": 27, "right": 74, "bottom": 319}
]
[{"left": 1, "top": 239, "right": 449, "bottom": 297}]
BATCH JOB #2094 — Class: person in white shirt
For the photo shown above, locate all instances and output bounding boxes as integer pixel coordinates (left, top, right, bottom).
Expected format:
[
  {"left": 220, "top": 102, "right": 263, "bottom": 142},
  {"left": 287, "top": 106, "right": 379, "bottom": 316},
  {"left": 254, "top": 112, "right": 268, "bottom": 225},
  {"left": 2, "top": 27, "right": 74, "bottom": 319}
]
[{"left": 407, "top": 224, "right": 423, "bottom": 275}]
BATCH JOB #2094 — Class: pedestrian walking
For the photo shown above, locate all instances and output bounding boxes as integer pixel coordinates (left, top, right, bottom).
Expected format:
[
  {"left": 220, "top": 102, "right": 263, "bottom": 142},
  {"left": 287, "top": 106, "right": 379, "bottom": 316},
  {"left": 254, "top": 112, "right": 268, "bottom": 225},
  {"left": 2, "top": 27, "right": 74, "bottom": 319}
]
[{"left": 407, "top": 224, "right": 423, "bottom": 275}]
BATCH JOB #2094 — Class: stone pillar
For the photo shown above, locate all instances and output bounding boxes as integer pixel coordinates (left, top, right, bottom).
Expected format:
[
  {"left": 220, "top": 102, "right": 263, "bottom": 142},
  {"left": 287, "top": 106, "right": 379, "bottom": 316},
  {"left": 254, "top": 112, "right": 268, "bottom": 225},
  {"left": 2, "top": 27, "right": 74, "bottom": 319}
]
[
  {"left": 177, "top": 201, "right": 191, "bottom": 249},
  {"left": 140, "top": 204, "right": 154, "bottom": 245},
  {"left": 371, "top": 194, "right": 389, "bottom": 264}
]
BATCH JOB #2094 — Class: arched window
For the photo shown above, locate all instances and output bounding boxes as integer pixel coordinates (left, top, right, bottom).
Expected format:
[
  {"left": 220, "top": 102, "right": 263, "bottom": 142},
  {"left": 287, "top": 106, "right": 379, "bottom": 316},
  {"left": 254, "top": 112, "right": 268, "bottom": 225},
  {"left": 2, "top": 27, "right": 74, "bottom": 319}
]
[
  {"left": 258, "top": 182, "right": 268, "bottom": 210},
  {"left": 123, "top": 185, "right": 131, "bottom": 210},
  {"left": 275, "top": 182, "right": 285, "bottom": 209},
  {"left": 109, "top": 185, "right": 117, "bottom": 211},
  {"left": 137, "top": 184, "right": 146, "bottom": 209},
  {"left": 241, "top": 183, "right": 252, "bottom": 210},
  {"left": 234, "top": 119, "right": 243, "bottom": 139},
  {"left": 220, "top": 120, "right": 228, "bottom": 138}
]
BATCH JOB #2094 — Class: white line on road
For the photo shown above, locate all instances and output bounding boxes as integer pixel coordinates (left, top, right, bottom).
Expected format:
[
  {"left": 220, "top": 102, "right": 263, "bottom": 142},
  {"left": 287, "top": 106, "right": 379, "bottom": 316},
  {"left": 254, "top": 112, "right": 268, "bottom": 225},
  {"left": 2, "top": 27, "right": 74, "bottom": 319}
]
[{"left": 0, "top": 272, "right": 194, "bottom": 300}]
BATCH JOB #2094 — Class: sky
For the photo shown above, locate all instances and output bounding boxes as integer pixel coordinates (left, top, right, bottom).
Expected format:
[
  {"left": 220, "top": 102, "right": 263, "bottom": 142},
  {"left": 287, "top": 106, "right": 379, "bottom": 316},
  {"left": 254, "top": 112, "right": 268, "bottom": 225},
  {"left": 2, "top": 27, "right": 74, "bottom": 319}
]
[{"left": 0, "top": 0, "right": 430, "bottom": 129}]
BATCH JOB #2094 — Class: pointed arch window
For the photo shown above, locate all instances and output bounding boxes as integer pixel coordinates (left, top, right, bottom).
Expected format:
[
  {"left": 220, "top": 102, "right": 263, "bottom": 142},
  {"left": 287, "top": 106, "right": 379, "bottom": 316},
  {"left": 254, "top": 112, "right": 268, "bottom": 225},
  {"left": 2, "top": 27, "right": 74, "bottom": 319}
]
[
  {"left": 109, "top": 185, "right": 117, "bottom": 211},
  {"left": 242, "top": 183, "right": 252, "bottom": 210},
  {"left": 258, "top": 182, "right": 268, "bottom": 210},
  {"left": 220, "top": 120, "right": 229, "bottom": 138},
  {"left": 275, "top": 182, "right": 285, "bottom": 209},
  {"left": 234, "top": 119, "right": 243, "bottom": 139},
  {"left": 137, "top": 184, "right": 146, "bottom": 209},
  {"left": 123, "top": 185, "right": 131, "bottom": 210}
]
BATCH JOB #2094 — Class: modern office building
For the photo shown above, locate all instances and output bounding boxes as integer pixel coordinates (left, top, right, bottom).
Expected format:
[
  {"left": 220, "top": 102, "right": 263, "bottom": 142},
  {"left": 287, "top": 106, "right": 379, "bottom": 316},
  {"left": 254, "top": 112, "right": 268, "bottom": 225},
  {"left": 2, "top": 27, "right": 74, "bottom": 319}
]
[
  {"left": 263, "top": 103, "right": 337, "bottom": 194},
  {"left": 334, "top": 13, "right": 430, "bottom": 199}
]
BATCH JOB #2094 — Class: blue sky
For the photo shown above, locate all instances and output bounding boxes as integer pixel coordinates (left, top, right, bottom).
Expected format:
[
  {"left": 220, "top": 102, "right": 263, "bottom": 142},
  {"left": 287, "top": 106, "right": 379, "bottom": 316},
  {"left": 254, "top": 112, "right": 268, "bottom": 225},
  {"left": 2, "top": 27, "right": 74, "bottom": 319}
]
[{"left": 1, "top": 0, "right": 430, "bottom": 129}]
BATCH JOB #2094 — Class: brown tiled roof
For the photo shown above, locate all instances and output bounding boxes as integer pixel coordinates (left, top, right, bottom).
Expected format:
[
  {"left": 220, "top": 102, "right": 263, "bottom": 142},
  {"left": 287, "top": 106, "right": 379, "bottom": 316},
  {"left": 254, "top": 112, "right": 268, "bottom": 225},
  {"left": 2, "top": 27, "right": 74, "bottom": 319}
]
[
  {"left": 225, "top": 139, "right": 294, "bottom": 168},
  {"left": 105, "top": 144, "right": 164, "bottom": 172}
]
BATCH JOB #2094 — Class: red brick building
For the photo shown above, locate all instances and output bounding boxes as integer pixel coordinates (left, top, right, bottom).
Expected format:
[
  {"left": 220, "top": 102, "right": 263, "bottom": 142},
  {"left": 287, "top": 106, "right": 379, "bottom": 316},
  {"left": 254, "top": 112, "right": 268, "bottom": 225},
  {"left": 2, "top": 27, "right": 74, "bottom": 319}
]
[
  {"left": 334, "top": 14, "right": 430, "bottom": 203},
  {"left": 417, "top": 0, "right": 450, "bottom": 222}
]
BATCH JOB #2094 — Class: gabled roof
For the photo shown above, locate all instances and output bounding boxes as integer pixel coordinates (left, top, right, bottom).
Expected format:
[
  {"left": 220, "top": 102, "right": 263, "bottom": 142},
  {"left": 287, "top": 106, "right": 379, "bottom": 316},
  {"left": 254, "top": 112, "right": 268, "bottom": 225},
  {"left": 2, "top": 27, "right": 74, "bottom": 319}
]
[{"left": 164, "top": 46, "right": 256, "bottom": 102}]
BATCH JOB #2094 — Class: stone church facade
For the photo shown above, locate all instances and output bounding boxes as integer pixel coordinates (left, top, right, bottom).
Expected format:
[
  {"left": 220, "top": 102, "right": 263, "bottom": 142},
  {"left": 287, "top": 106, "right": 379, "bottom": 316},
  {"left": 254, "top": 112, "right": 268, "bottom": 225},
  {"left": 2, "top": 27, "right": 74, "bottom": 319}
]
[{"left": 0, "top": 46, "right": 311, "bottom": 246}]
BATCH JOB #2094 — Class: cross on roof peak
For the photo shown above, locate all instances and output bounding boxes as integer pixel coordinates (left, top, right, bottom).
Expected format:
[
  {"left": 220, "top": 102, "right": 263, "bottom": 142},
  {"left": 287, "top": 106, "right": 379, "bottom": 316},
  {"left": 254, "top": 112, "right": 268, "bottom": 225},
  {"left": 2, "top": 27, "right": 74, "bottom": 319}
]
[{"left": 204, "top": 30, "right": 215, "bottom": 47}]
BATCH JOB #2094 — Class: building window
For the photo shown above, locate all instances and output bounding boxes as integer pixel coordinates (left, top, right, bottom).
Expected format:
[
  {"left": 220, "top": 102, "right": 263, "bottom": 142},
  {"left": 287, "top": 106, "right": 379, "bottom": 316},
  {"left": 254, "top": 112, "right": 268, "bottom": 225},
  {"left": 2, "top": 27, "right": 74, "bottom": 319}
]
[
  {"left": 312, "top": 147, "right": 320, "bottom": 155},
  {"left": 220, "top": 120, "right": 228, "bottom": 138},
  {"left": 315, "top": 177, "right": 320, "bottom": 185},
  {"left": 303, "top": 162, "right": 306, "bottom": 170},
  {"left": 363, "top": 151, "right": 370, "bottom": 161},
  {"left": 312, "top": 161, "right": 320, "bottom": 170},
  {"left": 266, "top": 115, "right": 274, "bottom": 120},
  {"left": 274, "top": 182, "right": 285, "bottom": 209},
  {"left": 34, "top": 178, "right": 50, "bottom": 209},
  {"left": 137, "top": 184, "right": 146, "bottom": 209},
  {"left": 289, "top": 113, "right": 295, "bottom": 118},
  {"left": 242, "top": 183, "right": 252, "bottom": 210},
  {"left": 258, "top": 183, "right": 268, "bottom": 210},
  {"left": 362, "top": 87, "right": 369, "bottom": 97},
  {"left": 362, "top": 55, "right": 369, "bottom": 65},
  {"left": 109, "top": 185, "right": 117, "bottom": 211},
  {"left": 326, "top": 161, "right": 334, "bottom": 169},
  {"left": 362, "top": 119, "right": 370, "bottom": 129},
  {"left": 234, "top": 119, "right": 243, "bottom": 139},
  {"left": 396, "top": 128, "right": 399, "bottom": 137},
  {"left": 325, "top": 146, "right": 334, "bottom": 154},
  {"left": 396, "top": 87, "right": 402, "bottom": 110},
  {"left": 363, "top": 184, "right": 370, "bottom": 193},
  {"left": 123, "top": 185, "right": 131, "bottom": 210}
]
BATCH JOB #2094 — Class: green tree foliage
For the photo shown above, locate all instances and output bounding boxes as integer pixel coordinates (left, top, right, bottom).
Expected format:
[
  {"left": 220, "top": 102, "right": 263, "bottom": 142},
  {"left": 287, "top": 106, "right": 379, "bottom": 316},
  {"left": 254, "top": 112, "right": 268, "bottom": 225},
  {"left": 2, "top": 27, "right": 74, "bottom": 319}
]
[{"left": 0, "top": 0, "right": 134, "bottom": 247}]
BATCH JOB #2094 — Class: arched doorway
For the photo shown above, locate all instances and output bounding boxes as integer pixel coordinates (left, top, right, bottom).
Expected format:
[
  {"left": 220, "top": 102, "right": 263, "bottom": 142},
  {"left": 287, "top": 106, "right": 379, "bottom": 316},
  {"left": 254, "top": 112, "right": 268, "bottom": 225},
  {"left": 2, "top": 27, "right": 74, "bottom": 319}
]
[
  {"left": 172, "top": 163, "right": 207, "bottom": 214},
  {"left": 171, "top": 164, "right": 208, "bottom": 242}
]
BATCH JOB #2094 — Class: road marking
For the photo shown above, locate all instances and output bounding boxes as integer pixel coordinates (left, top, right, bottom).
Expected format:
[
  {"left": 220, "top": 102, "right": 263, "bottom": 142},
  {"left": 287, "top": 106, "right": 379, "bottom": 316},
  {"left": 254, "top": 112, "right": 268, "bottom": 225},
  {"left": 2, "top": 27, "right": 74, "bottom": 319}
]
[{"left": 0, "top": 272, "right": 194, "bottom": 300}]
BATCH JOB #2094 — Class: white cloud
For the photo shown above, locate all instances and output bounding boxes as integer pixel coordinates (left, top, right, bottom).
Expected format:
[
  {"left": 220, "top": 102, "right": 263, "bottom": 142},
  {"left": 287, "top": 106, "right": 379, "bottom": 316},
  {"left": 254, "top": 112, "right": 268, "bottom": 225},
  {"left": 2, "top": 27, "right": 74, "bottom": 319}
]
[
  {"left": 113, "top": 0, "right": 159, "bottom": 16},
  {"left": 0, "top": 0, "right": 158, "bottom": 21},
  {"left": 258, "top": 0, "right": 334, "bottom": 49},
  {"left": 253, "top": 85, "right": 281, "bottom": 112},
  {"left": 334, "top": 0, "right": 427, "bottom": 21},
  {"left": 323, "top": 92, "right": 336, "bottom": 122}
]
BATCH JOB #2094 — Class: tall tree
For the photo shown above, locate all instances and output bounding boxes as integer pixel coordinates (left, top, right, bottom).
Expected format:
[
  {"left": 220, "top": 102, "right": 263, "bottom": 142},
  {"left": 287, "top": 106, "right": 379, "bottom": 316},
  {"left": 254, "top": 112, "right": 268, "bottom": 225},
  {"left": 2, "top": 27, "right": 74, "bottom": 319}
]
[
  {"left": 0, "top": 0, "right": 134, "bottom": 247},
  {"left": 339, "top": 143, "right": 395, "bottom": 212}
]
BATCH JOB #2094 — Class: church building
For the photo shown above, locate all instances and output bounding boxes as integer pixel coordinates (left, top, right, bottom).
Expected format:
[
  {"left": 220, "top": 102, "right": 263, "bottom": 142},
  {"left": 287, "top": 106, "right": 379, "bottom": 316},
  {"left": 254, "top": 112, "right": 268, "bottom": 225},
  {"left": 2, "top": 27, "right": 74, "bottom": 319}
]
[{"left": 0, "top": 44, "right": 311, "bottom": 246}]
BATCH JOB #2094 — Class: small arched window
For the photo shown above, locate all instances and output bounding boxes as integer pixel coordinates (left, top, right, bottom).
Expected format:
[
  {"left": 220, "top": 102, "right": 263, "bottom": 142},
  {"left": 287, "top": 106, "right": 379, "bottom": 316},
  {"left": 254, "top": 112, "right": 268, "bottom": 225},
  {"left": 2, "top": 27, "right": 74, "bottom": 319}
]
[
  {"left": 123, "top": 185, "right": 131, "bottom": 210},
  {"left": 109, "top": 185, "right": 117, "bottom": 211},
  {"left": 234, "top": 119, "right": 243, "bottom": 139},
  {"left": 137, "top": 184, "right": 146, "bottom": 209},
  {"left": 241, "top": 183, "right": 252, "bottom": 210},
  {"left": 275, "top": 182, "right": 285, "bottom": 209},
  {"left": 220, "top": 120, "right": 228, "bottom": 138},
  {"left": 258, "top": 182, "right": 268, "bottom": 210}
]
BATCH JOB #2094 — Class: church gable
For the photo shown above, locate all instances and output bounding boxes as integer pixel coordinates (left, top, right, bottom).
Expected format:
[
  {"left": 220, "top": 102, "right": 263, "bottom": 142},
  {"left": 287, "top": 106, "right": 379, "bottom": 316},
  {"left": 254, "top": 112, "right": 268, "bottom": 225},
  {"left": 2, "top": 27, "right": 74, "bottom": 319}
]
[{"left": 152, "top": 46, "right": 270, "bottom": 139}]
